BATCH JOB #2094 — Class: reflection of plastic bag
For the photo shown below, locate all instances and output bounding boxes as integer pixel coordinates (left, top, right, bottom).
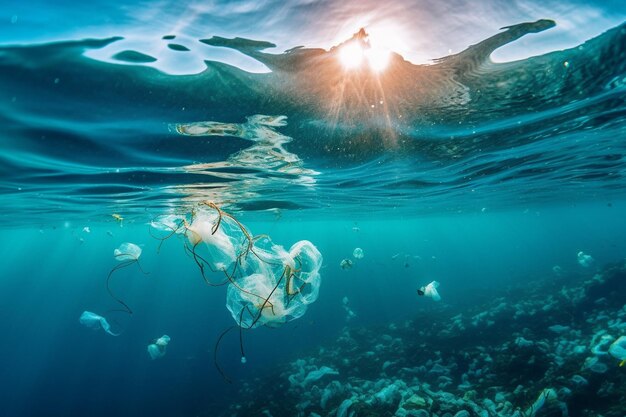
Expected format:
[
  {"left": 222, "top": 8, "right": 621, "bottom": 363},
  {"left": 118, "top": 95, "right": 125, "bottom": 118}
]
[{"left": 79, "top": 311, "right": 119, "bottom": 336}]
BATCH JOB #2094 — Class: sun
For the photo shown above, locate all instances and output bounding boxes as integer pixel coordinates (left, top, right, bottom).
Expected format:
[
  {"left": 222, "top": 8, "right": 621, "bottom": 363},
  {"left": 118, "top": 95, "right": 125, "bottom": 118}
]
[
  {"left": 337, "top": 28, "right": 391, "bottom": 72},
  {"left": 339, "top": 43, "right": 364, "bottom": 69}
]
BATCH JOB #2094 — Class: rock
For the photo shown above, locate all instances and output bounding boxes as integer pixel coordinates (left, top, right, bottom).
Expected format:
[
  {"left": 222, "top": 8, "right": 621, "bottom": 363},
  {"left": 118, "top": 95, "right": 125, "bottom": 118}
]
[{"left": 403, "top": 394, "right": 428, "bottom": 410}]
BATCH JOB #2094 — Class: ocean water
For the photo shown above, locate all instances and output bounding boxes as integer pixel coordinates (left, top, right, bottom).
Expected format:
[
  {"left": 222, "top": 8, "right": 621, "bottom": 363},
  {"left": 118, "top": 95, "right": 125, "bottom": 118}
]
[{"left": 1, "top": 1, "right": 626, "bottom": 417}]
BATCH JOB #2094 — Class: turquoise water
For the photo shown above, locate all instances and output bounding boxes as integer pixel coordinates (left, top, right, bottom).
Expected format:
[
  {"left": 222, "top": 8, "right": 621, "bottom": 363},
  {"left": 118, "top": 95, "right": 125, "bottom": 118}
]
[{"left": 1, "top": 1, "right": 626, "bottom": 416}]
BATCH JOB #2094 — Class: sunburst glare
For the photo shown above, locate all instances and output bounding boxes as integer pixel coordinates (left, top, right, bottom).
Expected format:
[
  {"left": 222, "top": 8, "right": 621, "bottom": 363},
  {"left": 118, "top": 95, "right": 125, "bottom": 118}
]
[
  {"left": 339, "top": 42, "right": 364, "bottom": 69},
  {"left": 364, "top": 46, "right": 389, "bottom": 72},
  {"left": 337, "top": 29, "right": 392, "bottom": 72}
]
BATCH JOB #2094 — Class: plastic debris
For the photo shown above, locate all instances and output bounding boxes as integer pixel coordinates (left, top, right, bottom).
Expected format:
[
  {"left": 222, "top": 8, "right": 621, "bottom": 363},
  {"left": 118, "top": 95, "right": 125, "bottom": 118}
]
[
  {"left": 340, "top": 259, "right": 353, "bottom": 270},
  {"left": 418, "top": 281, "right": 441, "bottom": 301},
  {"left": 114, "top": 242, "right": 142, "bottom": 261},
  {"left": 150, "top": 214, "right": 186, "bottom": 233},
  {"left": 577, "top": 251, "right": 594, "bottom": 267},
  {"left": 186, "top": 210, "right": 249, "bottom": 272},
  {"left": 524, "top": 388, "right": 557, "bottom": 417},
  {"left": 147, "top": 335, "right": 171, "bottom": 360},
  {"left": 149, "top": 202, "right": 323, "bottom": 381},
  {"left": 226, "top": 239, "right": 322, "bottom": 329},
  {"left": 302, "top": 366, "right": 339, "bottom": 386},
  {"left": 112, "top": 213, "right": 124, "bottom": 226},
  {"left": 608, "top": 336, "right": 626, "bottom": 365},
  {"left": 79, "top": 311, "right": 119, "bottom": 336},
  {"left": 108, "top": 242, "right": 147, "bottom": 315}
]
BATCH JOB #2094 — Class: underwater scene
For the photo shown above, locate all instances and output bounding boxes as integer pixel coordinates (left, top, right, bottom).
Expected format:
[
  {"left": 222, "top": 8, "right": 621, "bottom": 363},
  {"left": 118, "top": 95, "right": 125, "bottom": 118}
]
[{"left": 1, "top": 1, "right": 626, "bottom": 416}]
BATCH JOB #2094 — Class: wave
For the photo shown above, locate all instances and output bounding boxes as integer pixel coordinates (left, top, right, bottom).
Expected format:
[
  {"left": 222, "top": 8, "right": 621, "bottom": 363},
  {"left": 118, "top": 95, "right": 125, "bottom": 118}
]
[{"left": 0, "top": 20, "right": 625, "bottom": 222}]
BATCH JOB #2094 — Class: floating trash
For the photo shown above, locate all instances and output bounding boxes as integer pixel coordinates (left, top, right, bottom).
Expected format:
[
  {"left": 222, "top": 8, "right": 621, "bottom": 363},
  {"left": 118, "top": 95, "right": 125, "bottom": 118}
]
[
  {"left": 524, "top": 388, "right": 557, "bottom": 417},
  {"left": 149, "top": 202, "right": 323, "bottom": 382},
  {"left": 112, "top": 213, "right": 124, "bottom": 226},
  {"left": 226, "top": 239, "right": 322, "bottom": 329},
  {"left": 577, "top": 251, "right": 594, "bottom": 268},
  {"left": 150, "top": 214, "right": 186, "bottom": 233},
  {"left": 185, "top": 210, "right": 248, "bottom": 273},
  {"left": 418, "top": 281, "right": 441, "bottom": 301},
  {"left": 340, "top": 259, "right": 353, "bottom": 270},
  {"left": 108, "top": 242, "right": 147, "bottom": 315},
  {"left": 114, "top": 242, "right": 142, "bottom": 261},
  {"left": 148, "top": 335, "right": 171, "bottom": 360},
  {"left": 352, "top": 248, "right": 364, "bottom": 259},
  {"left": 79, "top": 311, "right": 119, "bottom": 336}
]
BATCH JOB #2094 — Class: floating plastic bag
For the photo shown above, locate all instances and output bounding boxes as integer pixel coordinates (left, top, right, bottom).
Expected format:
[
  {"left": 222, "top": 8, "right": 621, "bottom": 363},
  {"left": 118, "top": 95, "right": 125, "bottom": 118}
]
[
  {"left": 340, "top": 259, "right": 353, "bottom": 270},
  {"left": 147, "top": 335, "right": 171, "bottom": 360},
  {"left": 225, "top": 239, "right": 322, "bottom": 329},
  {"left": 79, "top": 311, "right": 119, "bottom": 336},
  {"left": 226, "top": 273, "right": 288, "bottom": 329},
  {"left": 109, "top": 242, "right": 147, "bottom": 315},
  {"left": 418, "top": 281, "right": 441, "bottom": 301},
  {"left": 152, "top": 203, "right": 324, "bottom": 381},
  {"left": 577, "top": 251, "right": 594, "bottom": 268},
  {"left": 114, "top": 242, "right": 142, "bottom": 261},
  {"left": 287, "top": 240, "right": 323, "bottom": 305},
  {"left": 186, "top": 210, "right": 248, "bottom": 272},
  {"left": 150, "top": 214, "right": 187, "bottom": 234}
]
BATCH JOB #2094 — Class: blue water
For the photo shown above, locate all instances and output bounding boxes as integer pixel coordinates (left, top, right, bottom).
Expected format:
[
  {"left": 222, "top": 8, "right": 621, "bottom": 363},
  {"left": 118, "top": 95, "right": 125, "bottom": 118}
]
[{"left": 1, "top": 1, "right": 626, "bottom": 416}]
